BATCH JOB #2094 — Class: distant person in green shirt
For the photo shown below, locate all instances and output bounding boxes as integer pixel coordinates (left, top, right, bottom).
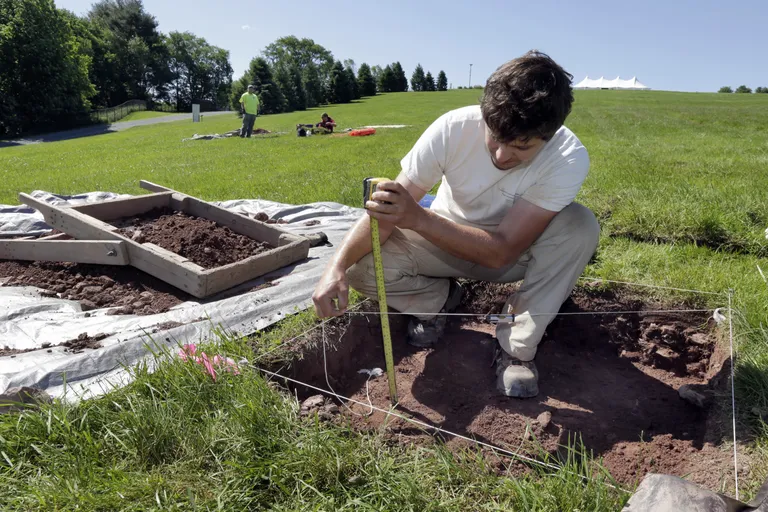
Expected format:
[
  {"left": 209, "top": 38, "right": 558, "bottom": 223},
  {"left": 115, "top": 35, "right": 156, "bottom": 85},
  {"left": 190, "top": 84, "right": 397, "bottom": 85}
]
[{"left": 239, "top": 85, "right": 260, "bottom": 138}]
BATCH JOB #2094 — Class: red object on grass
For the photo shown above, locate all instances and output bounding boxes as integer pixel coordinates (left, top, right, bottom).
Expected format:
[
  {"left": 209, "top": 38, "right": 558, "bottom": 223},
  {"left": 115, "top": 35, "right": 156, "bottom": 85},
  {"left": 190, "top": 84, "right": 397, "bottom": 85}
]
[{"left": 349, "top": 128, "right": 376, "bottom": 137}]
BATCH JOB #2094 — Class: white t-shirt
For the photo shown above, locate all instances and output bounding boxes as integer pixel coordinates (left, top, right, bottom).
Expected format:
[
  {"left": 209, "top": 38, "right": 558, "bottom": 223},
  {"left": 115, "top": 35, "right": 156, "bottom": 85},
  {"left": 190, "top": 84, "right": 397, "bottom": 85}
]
[{"left": 401, "top": 105, "right": 589, "bottom": 232}]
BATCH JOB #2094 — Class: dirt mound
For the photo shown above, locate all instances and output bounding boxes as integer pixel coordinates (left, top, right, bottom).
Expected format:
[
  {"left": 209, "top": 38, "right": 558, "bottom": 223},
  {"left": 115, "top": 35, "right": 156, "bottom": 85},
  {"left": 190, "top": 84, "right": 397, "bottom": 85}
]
[
  {"left": 114, "top": 207, "right": 273, "bottom": 269},
  {"left": 0, "top": 260, "right": 188, "bottom": 315},
  {"left": 280, "top": 286, "right": 742, "bottom": 491},
  {"left": 63, "top": 332, "right": 107, "bottom": 353}
]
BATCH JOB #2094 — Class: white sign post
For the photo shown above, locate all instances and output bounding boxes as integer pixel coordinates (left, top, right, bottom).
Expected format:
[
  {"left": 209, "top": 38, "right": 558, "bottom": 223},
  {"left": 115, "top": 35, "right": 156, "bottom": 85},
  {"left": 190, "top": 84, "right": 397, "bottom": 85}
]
[{"left": 192, "top": 104, "right": 200, "bottom": 122}]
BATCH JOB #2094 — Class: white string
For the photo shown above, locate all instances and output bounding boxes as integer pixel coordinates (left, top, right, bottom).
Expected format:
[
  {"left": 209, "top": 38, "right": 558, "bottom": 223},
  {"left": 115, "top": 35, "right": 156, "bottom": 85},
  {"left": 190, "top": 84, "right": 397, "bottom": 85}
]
[
  {"left": 728, "top": 289, "right": 739, "bottom": 499},
  {"left": 321, "top": 320, "right": 375, "bottom": 417},
  {"left": 345, "top": 308, "right": 716, "bottom": 318},
  {"left": 250, "top": 361, "right": 628, "bottom": 493},
  {"left": 578, "top": 276, "right": 725, "bottom": 296}
]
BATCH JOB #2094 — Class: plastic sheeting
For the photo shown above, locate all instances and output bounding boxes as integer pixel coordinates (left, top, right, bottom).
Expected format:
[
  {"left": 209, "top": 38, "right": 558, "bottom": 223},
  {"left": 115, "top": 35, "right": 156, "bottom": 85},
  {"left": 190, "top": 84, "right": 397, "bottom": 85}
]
[{"left": 0, "top": 191, "right": 362, "bottom": 400}]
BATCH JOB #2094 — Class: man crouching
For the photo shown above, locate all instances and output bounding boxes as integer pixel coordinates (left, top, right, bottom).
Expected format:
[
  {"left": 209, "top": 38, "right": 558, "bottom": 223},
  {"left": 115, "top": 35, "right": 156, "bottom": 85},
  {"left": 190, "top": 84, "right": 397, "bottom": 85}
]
[{"left": 312, "top": 50, "right": 599, "bottom": 398}]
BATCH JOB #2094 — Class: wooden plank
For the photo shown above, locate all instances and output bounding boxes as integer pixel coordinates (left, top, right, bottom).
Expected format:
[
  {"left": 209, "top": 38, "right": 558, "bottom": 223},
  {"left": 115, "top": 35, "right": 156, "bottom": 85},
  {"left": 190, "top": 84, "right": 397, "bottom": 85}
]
[
  {"left": 0, "top": 240, "right": 129, "bottom": 265},
  {"left": 18, "top": 193, "right": 207, "bottom": 297},
  {"left": 139, "top": 180, "right": 172, "bottom": 193},
  {"left": 70, "top": 192, "right": 172, "bottom": 221},
  {"left": 202, "top": 238, "right": 310, "bottom": 296}
]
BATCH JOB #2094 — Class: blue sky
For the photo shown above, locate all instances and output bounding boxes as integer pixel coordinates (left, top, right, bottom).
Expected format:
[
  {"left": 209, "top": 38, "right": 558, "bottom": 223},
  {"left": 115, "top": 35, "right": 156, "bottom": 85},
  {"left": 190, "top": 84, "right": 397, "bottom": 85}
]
[{"left": 57, "top": 0, "right": 767, "bottom": 92}]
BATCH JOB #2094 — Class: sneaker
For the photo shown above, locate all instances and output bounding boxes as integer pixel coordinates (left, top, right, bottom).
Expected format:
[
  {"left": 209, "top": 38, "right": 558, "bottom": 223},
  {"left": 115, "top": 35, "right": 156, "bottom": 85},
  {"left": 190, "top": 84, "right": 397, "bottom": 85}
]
[
  {"left": 493, "top": 342, "right": 539, "bottom": 398},
  {"left": 407, "top": 280, "right": 464, "bottom": 348}
]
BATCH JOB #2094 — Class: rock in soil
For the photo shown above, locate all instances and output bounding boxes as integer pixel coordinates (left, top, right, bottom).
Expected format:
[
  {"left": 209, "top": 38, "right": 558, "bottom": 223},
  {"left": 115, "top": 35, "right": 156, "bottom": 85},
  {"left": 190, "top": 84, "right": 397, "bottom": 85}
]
[
  {"left": 536, "top": 411, "right": 553, "bottom": 429},
  {"left": 300, "top": 394, "right": 325, "bottom": 416},
  {"left": 63, "top": 333, "right": 108, "bottom": 353},
  {"left": 114, "top": 207, "right": 273, "bottom": 269}
]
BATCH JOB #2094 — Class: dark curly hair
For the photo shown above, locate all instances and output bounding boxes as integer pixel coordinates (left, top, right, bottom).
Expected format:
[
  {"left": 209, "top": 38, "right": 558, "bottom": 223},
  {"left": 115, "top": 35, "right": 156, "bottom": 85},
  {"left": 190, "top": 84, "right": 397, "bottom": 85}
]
[{"left": 481, "top": 50, "right": 574, "bottom": 143}]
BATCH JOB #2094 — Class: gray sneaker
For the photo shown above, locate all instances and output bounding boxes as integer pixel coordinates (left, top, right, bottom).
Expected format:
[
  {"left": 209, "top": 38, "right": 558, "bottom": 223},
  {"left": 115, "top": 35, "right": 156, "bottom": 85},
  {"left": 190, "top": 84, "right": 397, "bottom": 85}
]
[
  {"left": 494, "top": 342, "right": 539, "bottom": 398},
  {"left": 407, "top": 280, "right": 464, "bottom": 348}
]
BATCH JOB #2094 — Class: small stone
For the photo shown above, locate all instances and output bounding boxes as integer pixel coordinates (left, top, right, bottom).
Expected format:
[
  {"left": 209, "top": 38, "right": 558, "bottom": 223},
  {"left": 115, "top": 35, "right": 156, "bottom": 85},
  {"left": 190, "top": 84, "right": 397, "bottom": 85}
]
[
  {"left": 300, "top": 394, "right": 325, "bottom": 415},
  {"left": 139, "top": 291, "right": 153, "bottom": 299},
  {"left": 203, "top": 247, "right": 212, "bottom": 254},
  {"left": 678, "top": 384, "right": 711, "bottom": 409},
  {"left": 74, "top": 281, "right": 87, "bottom": 291},
  {"left": 99, "top": 276, "right": 115, "bottom": 287},
  {"left": 132, "top": 301, "right": 146, "bottom": 309},
  {"left": 322, "top": 403, "right": 340, "bottom": 414},
  {"left": 318, "top": 411, "right": 334, "bottom": 421},
  {"left": 688, "top": 333, "right": 710, "bottom": 346},
  {"left": 82, "top": 286, "right": 102, "bottom": 295},
  {"left": 536, "top": 411, "right": 553, "bottom": 429},
  {"left": 41, "top": 342, "right": 51, "bottom": 349},
  {"left": 80, "top": 299, "right": 98, "bottom": 311},
  {"left": 254, "top": 212, "right": 269, "bottom": 222},
  {"left": 53, "top": 284, "right": 67, "bottom": 293}
]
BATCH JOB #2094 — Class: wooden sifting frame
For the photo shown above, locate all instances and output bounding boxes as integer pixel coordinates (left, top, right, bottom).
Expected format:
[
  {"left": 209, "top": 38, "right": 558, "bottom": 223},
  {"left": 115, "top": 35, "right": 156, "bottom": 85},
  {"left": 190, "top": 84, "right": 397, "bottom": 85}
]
[{"left": 1, "top": 181, "right": 310, "bottom": 298}]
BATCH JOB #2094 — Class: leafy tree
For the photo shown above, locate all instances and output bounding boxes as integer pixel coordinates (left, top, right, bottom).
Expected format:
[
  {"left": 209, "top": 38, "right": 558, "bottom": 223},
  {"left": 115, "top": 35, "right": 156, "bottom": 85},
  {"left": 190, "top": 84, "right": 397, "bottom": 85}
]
[
  {"left": 291, "top": 64, "right": 306, "bottom": 110},
  {"left": 755, "top": 87, "right": 767, "bottom": 94},
  {"left": 302, "top": 62, "right": 323, "bottom": 107},
  {"left": 735, "top": 85, "right": 752, "bottom": 94},
  {"left": 378, "top": 65, "right": 397, "bottom": 93},
  {"left": 437, "top": 70, "right": 448, "bottom": 91},
  {"left": 357, "top": 63, "right": 377, "bottom": 97},
  {"left": 0, "top": 0, "right": 95, "bottom": 136},
  {"left": 718, "top": 86, "right": 733, "bottom": 93},
  {"left": 165, "top": 31, "right": 232, "bottom": 111},
  {"left": 392, "top": 61, "right": 408, "bottom": 92},
  {"left": 274, "top": 64, "right": 298, "bottom": 112},
  {"left": 411, "top": 64, "right": 426, "bottom": 91},
  {"left": 329, "top": 60, "right": 352, "bottom": 103},
  {"left": 424, "top": 71, "right": 435, "bottom": 91},
  {"left": 263, "top": 35, "right": 333, "bottom": 107},
  {"left": 88, "top": 0, "right": 170, "bottom": 103}
]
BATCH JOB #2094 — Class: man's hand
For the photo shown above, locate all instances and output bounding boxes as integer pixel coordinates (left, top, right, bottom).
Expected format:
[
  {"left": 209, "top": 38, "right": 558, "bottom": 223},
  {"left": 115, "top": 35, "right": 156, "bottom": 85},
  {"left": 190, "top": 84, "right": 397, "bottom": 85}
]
[
  {"left": 312, "top": 265, "right": 349, "bottom": 318},
  {"left": 366, "top": 180, "right": 426, "bottom": 230}
]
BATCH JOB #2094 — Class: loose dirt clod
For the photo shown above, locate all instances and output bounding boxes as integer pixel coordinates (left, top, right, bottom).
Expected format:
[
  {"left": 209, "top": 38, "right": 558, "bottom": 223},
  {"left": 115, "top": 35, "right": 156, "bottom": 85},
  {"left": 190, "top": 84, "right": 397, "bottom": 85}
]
[{"left": 280, "top": 285, "right": 737, "bottom": 489}]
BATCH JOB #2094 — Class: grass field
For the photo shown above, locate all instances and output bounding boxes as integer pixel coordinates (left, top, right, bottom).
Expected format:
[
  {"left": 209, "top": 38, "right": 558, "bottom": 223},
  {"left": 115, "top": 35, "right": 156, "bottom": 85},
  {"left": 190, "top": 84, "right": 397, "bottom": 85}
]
[
  {"left": 1, "top": 89, "right": 768, "bottom": 509},
  {"left": 115, "top": 110, "right": 182, "bottom": 123}
]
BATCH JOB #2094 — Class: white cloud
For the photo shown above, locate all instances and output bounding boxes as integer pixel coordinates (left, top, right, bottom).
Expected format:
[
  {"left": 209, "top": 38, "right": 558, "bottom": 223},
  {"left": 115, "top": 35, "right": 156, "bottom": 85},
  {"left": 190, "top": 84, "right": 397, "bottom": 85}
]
[{"left": 241, "top": 25, "right": 251, "bottom": 30}]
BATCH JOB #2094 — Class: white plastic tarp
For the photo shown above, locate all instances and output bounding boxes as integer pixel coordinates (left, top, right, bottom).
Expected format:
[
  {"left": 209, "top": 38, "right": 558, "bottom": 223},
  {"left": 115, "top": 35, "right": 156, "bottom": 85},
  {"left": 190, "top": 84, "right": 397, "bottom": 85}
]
[
  {"left": 0, "top": 191, "right": 362, "bottom": 400},
  {"left": 574, "top": 76, "right": 650, "bottom": 89}
]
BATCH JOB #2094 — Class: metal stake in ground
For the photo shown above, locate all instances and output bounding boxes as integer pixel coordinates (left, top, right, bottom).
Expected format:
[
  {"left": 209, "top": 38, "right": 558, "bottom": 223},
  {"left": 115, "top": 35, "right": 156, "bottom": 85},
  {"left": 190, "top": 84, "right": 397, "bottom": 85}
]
[{"left": 363, "top": 177, "right": 398, "bottom": 405}]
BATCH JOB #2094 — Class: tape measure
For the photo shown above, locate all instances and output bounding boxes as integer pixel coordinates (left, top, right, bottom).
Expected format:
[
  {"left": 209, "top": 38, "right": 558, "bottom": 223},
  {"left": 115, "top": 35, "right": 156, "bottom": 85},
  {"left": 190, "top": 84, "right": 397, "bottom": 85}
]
[{"left": 363, "top": 177, "right": 398, "bottom": 405}]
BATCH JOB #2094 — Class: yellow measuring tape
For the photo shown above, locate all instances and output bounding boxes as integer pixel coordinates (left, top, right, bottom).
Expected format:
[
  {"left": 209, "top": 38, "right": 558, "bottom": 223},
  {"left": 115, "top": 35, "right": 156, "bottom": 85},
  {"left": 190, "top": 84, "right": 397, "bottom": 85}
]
[{"left": 363, "top": 177, "right": 398, "bottom": 405}]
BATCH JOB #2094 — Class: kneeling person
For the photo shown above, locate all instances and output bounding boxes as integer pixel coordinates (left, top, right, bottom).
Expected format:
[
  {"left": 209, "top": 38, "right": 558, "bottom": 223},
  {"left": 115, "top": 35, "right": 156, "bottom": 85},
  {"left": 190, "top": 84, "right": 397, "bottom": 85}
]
[{"left": 312, "top": 51, "right": 599, "bottom": 398}]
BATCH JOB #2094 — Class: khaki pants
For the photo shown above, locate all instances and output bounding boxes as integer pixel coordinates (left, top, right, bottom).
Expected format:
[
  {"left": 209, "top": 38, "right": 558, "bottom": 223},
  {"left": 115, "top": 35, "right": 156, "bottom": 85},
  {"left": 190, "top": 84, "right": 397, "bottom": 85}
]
[{"left": 347, "top": 202, "right": 600, "bottom": 361}]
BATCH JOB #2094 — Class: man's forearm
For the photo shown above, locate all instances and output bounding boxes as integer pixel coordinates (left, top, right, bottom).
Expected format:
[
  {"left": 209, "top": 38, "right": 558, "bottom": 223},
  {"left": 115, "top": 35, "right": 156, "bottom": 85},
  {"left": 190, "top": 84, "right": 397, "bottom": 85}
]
[
  {"left": 415, "top": 209, "right": 518, "bottom": 269},
  {"left": 327, "top": 215, "right": 395, "bottom": 271}
]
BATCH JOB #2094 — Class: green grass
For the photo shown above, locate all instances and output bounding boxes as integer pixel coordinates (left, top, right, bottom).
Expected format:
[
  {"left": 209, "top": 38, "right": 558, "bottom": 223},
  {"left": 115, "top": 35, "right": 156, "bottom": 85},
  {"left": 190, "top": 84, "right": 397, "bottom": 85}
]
[
  {"left": 115, "top": 110, "right": 181, "bottom": 122},
  {"left": 0, "top": 338, "right": 627, "bottom": 511},
  {"left": 1, "top": 89, "right": 768, "bottom": 507}
]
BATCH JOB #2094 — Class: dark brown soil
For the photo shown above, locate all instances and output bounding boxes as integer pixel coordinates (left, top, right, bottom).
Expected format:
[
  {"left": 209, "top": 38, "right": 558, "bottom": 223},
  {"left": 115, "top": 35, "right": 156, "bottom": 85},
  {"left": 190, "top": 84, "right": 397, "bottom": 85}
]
[
  {"left": 281, "top": 285, "right": 744, "bottom": 491},
  {"left": 63, "top": 332, "right": 107, "bottom": 353},
  {"left": 0, "top": 260, "right": 188, "bottom": 315},
  {"left": 114, "top": 207, "right": 273, "bottom": 269}
]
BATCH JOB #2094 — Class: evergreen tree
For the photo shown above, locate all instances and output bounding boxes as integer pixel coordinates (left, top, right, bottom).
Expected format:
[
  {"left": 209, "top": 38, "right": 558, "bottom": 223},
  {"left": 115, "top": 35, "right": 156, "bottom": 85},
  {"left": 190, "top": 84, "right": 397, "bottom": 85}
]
[
  {"left": 437, "top": 70, "right": 448, "bottom": 91},
  {"left": 378, "top": 64, "right": 397, "bottom": 93},
  {"left": 329, "top": 60, "right": 352, "bottom": 103},
  {"left": 303, "top": 62, "right": 323, "bottom": 107},
  {"left": 248, "top": 57, "right": 285, "bottom": 113},
  {"left": 411, "top": 64, "right": 425, "bottom": 91},
  {"left": 392, "top": 61, "right": 408, "bottom": 92},
  {"left": 424, "top": 71, "right": 435, "bottom": 91},
  {"left": 274, "top": 64, "right": 298, "bottom": 112},
  {"left": 357, "top": 63, "right": 377, "bottom": 97},
  {"left": 345, "top": 65, "right": 360, "bottom": 100}
]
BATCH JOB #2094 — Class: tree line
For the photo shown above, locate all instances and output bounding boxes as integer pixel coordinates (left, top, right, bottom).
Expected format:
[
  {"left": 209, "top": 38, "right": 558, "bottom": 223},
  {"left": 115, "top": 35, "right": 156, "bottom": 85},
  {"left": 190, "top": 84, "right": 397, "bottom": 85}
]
[
  {"left": 718, "top": 85, "right": 768, "bottom": 94},
  {"left": 229, "top": 37, "right": 450, "bottom": 115},
  {"left": 0, "top": 0, "right": 233, "bottom": 137},
  {"left": 0, "top": 0, "right": 451, "bottom": 136}
]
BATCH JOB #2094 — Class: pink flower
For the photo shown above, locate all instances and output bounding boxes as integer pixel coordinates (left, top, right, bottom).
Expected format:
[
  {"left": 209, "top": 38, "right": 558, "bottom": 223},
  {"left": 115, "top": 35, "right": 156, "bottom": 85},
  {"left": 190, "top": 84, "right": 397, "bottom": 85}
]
[{"left": 178, "top": 344, "right": 240, "bottom": 380}]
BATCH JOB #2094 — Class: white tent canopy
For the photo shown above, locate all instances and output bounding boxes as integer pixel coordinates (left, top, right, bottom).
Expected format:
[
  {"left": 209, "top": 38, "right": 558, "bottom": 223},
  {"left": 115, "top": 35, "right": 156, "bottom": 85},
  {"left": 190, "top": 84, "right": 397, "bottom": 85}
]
[{"left": 574, "top": 76, "right": 650, "bottom": 90}]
